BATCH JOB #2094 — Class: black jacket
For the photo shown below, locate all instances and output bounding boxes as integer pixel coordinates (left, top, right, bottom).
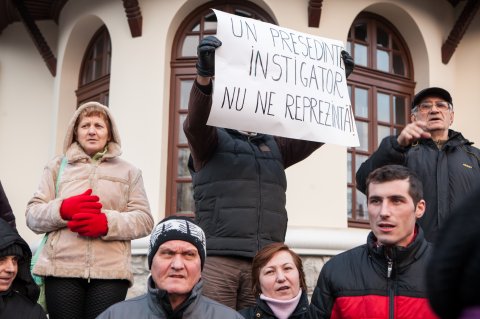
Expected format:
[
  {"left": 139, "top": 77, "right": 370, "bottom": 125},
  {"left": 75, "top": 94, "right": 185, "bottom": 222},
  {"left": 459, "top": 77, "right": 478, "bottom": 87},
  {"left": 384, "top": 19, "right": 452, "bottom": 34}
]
[
  {"left": 427, "top": 185, "right": 480, "bottom": 319},
  {"left": 0, "top": 219, "right": 46, "bottom": 319},
  {"left": 0, "top": 182, "right": 15, "bottom": 230},
  {"left": 189, "top": 128, "right": 287, "bottom": 258},
  {"left": 356, "top": 130, "right": 480, "bottom": 242},
  {"left": 310, "top": 227, "right": 437, "bottom": 319},
  {"left": 239, "top": 291, "right": 309, "bottom": 319}
]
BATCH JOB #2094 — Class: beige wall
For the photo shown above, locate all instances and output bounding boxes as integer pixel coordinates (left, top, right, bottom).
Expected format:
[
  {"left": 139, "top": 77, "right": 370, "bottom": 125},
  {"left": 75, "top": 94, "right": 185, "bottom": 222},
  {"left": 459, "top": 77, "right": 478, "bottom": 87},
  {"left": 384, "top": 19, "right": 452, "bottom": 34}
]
[{"left": 0, "top": 0, "right": 478, "bottom": 251}]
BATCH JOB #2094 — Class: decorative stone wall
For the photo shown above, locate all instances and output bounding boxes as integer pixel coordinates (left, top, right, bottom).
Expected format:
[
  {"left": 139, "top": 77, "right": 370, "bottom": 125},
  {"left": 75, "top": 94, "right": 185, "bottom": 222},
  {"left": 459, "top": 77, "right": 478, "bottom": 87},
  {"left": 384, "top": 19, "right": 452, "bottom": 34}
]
[
  {"left": 126, "top": 254, "right": 331, "bottom": 300},
  {"left": 127, "top": 254, "right": 150, "bottom": 299}
]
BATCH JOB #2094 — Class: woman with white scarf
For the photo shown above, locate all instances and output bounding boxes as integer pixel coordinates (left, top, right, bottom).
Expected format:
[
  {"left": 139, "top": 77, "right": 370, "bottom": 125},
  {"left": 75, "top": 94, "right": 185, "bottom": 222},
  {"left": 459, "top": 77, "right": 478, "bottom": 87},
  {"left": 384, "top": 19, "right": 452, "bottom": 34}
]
[{"left": 239, "top": 243, "right": 309, "bottom": 319}]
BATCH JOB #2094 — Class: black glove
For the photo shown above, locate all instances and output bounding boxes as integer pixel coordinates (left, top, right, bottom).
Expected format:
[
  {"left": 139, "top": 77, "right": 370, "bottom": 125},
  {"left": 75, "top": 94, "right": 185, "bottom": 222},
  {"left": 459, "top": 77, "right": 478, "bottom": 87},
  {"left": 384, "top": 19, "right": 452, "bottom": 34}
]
[
  {"left": 341, "top": 50, "right": 355, "bottom": 78},
  {"left": 196, "top": 36, "right": 222, "bottom": 77}
]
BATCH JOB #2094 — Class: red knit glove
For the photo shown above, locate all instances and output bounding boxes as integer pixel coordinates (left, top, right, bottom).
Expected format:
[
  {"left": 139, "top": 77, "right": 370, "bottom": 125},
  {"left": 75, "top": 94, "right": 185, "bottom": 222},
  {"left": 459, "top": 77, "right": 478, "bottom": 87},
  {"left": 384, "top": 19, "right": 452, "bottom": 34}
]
[
  {"left": 67, "top": 213, "right": 108, "bottom": 237},
  {"left": 60, "top": 189, "right": 102, "bottom": 220}
]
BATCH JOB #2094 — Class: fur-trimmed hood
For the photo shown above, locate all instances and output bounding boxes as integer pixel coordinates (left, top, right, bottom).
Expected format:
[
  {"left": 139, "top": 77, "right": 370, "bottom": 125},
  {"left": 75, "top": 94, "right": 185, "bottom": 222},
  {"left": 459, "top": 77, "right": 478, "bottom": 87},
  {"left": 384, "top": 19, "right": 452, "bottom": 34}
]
[{"left": 62, "top": 101, "right": 122, "bottom": 157}]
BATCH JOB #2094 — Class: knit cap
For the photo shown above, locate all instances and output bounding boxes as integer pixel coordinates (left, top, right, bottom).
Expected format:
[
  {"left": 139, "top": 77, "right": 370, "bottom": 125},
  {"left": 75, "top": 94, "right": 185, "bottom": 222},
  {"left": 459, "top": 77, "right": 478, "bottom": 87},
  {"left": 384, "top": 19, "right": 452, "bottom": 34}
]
[
  {"left": 0, "top": 243, "right": 23, "bottom": 259},
  {"left": 148, "top": 216, "right": 206, "bottom": 270}
]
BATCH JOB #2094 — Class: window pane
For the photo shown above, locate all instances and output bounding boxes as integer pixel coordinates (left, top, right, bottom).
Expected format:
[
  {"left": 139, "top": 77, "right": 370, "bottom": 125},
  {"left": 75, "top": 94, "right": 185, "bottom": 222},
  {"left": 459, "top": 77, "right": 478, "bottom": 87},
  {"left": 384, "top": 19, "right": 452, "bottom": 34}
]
[
  {"left": 94, "top": 59, "right": 103, "bottom": 79},
  {"left": 204, "top": 12, "right": 217, "bottom": 30},
  {"left": 354, "top": 87, "right": 368, "bottom": 118},
  {"left": 191, "top": 22, "right": 200, "bottom": 32},
  {"left": 393, "top": 53, "right": 405, "bottom": 76},
  {"left": 205, "top": 21, "right": 217, "bottom": 30},
  {"left": 180, "top": 80, "right": 194, "bottom": 110},
  {"left": 393, "top": 39, "right": 400, "bottom": 50},
  {"left": 376, "top": 49, "right": 389, "bottom": 72},
  {"left": 356, "top": 190, "right": 368, "bottom": 221},
  {"left": 347, "top": 187, "right": 352, "bottom": 218},
  {"left": 355, "top": 154, "right": 368, "bottom": 175},
  {"left": 354, "top": 44, "right": 367, "bottom": 66},
  {"left": 354, "top": 23, "right": 367, "bottom": 41},
  {"left": 347, "top": 153, "right": 352, "bottom": 184},
  {"left": 377, "top": 125, "right": 390, "bottom": 146},
  {"left": 393, "top": 96, "right": 406, "bottom": 125},
  {"left": 178, "top": 114, "right": 187, "bottom": 144},
  {"left": 377, "top": 93, "right": 390, "bottom": 122},
  {"left": 177, "top": 147, "right": 190, "bottom": 177},
  {"left": 377, "top": 26, "right": 389, "bottom": 48},
  {"left": 182, "top": 35, "right": 198, "bottom": 57},
  {"left": 176, "top": 183, "right": 194, "bottom": 214},
  {"left": 356, "top": 121, "right": 369, "bottom": 152},
  {"left": 235, "top": 9, "right": 253, "bottom": 18}
]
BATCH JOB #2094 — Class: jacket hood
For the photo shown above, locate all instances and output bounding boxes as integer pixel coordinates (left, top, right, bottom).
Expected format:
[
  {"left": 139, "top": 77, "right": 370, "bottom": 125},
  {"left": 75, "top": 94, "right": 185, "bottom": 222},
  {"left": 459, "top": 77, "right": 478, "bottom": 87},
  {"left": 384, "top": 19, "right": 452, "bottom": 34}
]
[
  {"left": 0, "top": 219, "right": 39, "bottom": 303},
  {"left": 63, "top": 101, "right": 122, "bottom": 154}
]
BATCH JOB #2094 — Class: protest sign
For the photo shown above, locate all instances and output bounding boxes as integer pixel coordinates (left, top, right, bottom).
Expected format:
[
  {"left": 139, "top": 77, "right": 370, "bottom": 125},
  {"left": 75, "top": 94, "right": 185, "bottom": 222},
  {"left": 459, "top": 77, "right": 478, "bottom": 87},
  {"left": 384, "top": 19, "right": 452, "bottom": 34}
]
[{"left": 207, "top": 9, "right": 359, "bottom": 147}]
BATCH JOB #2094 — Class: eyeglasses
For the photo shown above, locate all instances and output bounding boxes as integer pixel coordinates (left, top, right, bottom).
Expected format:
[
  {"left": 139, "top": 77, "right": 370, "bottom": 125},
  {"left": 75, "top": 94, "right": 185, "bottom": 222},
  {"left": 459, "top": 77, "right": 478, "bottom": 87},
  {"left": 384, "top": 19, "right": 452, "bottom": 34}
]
[{"left": 413, "top": 101, "right": 452, "bottom": 113}]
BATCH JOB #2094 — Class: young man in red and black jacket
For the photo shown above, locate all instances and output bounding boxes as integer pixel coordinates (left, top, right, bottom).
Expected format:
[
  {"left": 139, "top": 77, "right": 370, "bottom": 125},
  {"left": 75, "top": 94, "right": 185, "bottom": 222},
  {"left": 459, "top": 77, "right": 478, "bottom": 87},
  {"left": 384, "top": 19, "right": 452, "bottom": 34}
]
[{"left": 310, "top": 165, "right": 438, "bottom": 319}]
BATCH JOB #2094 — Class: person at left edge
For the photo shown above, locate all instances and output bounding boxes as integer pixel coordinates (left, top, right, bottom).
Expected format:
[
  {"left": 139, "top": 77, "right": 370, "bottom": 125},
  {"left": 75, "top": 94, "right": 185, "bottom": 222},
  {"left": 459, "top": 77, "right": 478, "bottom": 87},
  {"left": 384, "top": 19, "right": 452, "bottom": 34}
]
[
  {"left": 25, "top": 101, "right": 154, "bottom": 319},
  {"left": 0, "top": 218, "right": 47, "bottom": 319}
]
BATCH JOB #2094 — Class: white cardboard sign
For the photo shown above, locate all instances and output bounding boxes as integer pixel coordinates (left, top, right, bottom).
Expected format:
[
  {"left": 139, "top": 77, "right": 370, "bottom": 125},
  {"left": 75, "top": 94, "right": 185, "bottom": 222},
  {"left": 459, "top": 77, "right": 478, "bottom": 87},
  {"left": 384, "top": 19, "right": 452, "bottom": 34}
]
[{"left": 208, "top": 9, "right": 359, "bottom": 147}]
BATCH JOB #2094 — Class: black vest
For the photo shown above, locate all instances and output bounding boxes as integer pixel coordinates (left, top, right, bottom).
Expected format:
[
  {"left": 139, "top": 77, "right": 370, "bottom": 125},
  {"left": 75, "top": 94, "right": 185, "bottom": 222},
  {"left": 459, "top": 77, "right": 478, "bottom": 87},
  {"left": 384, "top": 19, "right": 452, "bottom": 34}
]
[{"left": 189, "top": 128, "right": 287, "bottom": 258}]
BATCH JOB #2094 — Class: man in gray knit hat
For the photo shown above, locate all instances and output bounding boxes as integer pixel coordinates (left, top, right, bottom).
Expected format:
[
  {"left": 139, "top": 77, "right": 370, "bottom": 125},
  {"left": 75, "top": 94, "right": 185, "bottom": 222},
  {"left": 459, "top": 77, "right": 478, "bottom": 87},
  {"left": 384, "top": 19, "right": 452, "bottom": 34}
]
[{"left": 97, "top": 216, "right": 244, "bottom": 318}]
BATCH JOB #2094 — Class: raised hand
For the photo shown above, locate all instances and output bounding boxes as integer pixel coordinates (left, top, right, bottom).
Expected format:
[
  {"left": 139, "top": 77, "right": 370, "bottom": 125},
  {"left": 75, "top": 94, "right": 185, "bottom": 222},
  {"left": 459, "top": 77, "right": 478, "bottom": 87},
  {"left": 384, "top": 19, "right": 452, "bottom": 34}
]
[
  {"left": 397, "top": 121, "right": 431, "bottom": 147},
  {"left": 341, "top": 50, "right": 354, "bottom": 78},
  {"left": 196, "top": 35, "right": 222, "bottom": 77}
]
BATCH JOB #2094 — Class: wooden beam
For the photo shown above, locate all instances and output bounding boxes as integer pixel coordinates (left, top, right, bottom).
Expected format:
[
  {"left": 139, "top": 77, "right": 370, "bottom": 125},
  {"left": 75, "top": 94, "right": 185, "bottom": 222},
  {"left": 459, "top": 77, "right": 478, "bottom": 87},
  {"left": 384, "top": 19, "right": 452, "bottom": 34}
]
[
  {"left": 12, "top": 0, "right": 56, "bottom": 76},
  {"left": 442, "top": 0, "right": 480, "bottom": 64},
  {"left": 308, "top": 0, "right": 323, "bottom": 28},
  {"left": 122, "top": 0, "right": 142, "bottom": 37}
]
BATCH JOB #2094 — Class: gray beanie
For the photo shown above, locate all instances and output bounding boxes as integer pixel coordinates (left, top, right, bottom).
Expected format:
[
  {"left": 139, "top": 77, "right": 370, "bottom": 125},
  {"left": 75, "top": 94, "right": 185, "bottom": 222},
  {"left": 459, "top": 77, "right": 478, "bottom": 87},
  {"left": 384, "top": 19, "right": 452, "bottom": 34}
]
[{"left": 148, "top": 216, "right": 206, "bottom": 270}]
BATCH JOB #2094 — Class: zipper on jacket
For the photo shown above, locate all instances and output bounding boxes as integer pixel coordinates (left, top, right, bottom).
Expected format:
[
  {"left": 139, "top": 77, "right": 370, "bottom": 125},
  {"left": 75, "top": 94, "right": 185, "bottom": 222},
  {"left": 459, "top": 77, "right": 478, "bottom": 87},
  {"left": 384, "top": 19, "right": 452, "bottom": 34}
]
[
  {"left": 387, "top": 258, "right": 393, "bottom": 278},
  {"left": 88, "top": 237, "right": 92, "bottom": 283},
  {"left": 386, "top": 255, "right": 394, "bottom": 319},
  {"left": 248, "top": 135, "right": 262, "bottom": 251}
]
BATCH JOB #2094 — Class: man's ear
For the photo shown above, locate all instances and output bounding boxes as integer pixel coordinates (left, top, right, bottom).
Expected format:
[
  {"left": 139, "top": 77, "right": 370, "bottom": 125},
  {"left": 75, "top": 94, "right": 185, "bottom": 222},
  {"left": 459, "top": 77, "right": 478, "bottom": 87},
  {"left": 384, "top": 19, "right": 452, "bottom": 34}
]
[
  {"left": 414, "top": 199, "right": 426, "bottom": 219},
  {"left": 411, "top": 113, "right": 416, "bottom": 122}
]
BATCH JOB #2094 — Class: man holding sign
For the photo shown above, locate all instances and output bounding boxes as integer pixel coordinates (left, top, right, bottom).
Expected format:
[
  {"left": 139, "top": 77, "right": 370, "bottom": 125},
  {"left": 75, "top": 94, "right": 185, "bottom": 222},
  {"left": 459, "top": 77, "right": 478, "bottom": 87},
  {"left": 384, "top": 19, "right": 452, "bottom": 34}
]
[{"left": 183, "top": 34, "right": 353, "bottom": 310}]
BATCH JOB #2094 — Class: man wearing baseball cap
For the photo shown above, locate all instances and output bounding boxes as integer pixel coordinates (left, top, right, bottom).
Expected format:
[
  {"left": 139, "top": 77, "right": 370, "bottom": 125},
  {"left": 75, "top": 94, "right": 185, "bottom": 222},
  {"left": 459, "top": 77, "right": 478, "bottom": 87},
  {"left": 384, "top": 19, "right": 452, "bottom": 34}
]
[
  {"left": 97, "top": 216, "right": 244, "bottom": 318},
  {"left": 356, "top": 87, "right": 480, "bottom": 242}
]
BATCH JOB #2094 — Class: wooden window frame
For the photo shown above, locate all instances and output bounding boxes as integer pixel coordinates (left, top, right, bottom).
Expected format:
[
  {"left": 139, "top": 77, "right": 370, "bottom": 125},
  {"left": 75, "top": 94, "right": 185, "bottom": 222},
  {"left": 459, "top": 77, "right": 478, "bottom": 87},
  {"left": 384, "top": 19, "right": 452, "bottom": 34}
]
[
  {"left": 76, "top": 26, "right": 111, "bottom": 106},
  {"left": 347, "top": 12, "right": 415, "bottom": 228}
]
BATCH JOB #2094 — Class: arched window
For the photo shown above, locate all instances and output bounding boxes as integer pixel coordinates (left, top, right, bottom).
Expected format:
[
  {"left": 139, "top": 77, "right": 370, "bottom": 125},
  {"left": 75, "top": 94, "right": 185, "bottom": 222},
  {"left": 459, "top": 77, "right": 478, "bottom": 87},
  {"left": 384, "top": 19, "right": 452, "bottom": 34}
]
[
  {"left": 167, "top": 1, "right": 275, "bottom": 216},
  {"left": 346, "top": 13, "right": 415, "bottom": 227},
  {"left": 76, "top": 26, "right": 111, "bottom": 106}
]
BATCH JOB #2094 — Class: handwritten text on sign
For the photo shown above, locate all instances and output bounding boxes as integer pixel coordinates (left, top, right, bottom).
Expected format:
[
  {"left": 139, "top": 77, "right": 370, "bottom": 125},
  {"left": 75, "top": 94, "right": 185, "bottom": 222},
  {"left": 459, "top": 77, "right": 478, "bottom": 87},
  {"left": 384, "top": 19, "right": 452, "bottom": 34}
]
[{"left": 208, "top": 9, "right": 359, "bottom": 147}]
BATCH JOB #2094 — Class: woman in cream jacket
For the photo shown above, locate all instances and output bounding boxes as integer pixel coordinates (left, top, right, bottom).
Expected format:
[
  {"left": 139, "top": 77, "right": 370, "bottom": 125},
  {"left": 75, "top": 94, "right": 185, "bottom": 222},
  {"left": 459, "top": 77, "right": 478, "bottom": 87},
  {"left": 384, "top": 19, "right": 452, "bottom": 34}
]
[{"left": 26, "top": 102, "right": 153, "bottom": 319}]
